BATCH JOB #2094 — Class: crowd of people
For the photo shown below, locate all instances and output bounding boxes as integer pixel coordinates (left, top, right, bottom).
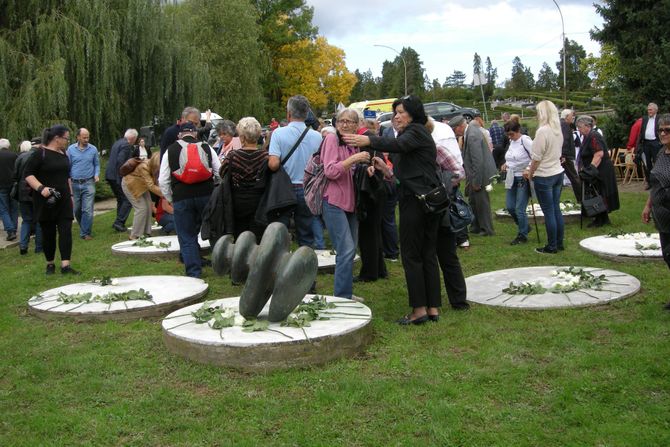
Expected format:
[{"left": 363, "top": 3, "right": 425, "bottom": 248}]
[{"left": 2, "top": 94, "right": 670, "bottom": 316}]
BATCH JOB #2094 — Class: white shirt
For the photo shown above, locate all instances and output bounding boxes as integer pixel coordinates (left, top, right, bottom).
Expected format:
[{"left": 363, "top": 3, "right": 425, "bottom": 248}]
[
  {"left": 645, "top": 115, "right": 657, "bottom": 140},
  {"left": 431, "top": 120, "right": 463, "bottom": 168},
  {"left": 159, "top": 142, "right": 221, "bottom": 203}
]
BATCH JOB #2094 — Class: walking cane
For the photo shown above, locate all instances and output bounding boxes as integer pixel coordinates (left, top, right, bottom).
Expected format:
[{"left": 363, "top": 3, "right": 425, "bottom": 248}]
[{"left": 528, "top": 179, "right": 541, "bottom": 244}]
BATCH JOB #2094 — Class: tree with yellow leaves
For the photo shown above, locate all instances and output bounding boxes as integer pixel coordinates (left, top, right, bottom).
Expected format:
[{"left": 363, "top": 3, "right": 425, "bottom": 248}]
[{"left": 275, "top": 37, "right": 356, "bottom": 111}]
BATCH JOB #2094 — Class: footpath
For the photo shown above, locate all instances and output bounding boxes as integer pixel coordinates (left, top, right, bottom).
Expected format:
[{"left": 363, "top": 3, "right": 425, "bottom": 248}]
[{"left": 0, "top": 198, "right": 116, "bottom": 250}]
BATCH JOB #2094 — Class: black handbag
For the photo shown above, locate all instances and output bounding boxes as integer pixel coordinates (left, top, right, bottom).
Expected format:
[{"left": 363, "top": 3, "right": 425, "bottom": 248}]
[
  {"left": 582, "top": 192, "right": 606, "bottom": 217},
  {"left": 442, "top": 188, "right": 474, "bottom": 232},
  {"left": 416, "top": 170, "right": 451, "bottom": 214}
]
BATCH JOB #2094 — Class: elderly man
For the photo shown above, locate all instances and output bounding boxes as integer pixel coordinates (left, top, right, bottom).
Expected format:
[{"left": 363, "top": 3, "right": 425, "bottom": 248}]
[
  {"left": 160, "top": 107, "right": 213, "bottom": 158},
  {"left": 636, "top": 102, "right": 663, "bottom": 188},
  {"left": 268, "top": 95, "right": 322, "bottom": 247},
  {"left": 559, "top": 109, "right": 581, "bottom": 200},
  {"left": 105, "top": 128, "right": 138, "bottom": 232},
  {"left": 159, "top": 122, "right": 221, "bottom": 278},
  {"left": 0, "top": 138, "right": 18, "bottom": 241},
  {"left": 67, "top": 128, "right": 99, "bottom": 240},
  {"left": 449, "top": 115, "right": 496, "bottom": 237}
]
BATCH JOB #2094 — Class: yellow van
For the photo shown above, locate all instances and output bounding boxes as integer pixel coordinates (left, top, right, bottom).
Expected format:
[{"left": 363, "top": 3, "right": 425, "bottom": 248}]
[{"left": 348, "top": 98, "right": 396, "bottom": 114}]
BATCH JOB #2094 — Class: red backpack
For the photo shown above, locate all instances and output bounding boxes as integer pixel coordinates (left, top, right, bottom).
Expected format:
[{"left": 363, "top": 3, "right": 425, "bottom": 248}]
[{"left": 172, "top": 140, "right": 213, "bottom": 184}]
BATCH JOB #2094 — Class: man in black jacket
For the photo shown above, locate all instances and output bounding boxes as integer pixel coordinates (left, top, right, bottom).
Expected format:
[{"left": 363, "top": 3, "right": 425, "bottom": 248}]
[
  {"left": 636, "top": 102, "right": 663, "bottom": 188},
  {"left": 0, "top": 138, "right": 18, "bottom": 241},
  {"left": 105, "top": 129, "right": 138, "bottom": 231},
  {"left": 560, "top": 109, "right": 581, "bottom": 200}
]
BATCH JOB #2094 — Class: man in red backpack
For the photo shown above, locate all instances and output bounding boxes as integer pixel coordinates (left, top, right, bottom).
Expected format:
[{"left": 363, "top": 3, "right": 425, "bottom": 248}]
[{"left": 159, "top": 122, "right": 221, "bottom": 278}]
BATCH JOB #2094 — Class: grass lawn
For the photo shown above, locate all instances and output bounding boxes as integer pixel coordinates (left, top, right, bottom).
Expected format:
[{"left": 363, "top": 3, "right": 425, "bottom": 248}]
[{"left": 1, "top": 185, "right": 668, "bottom": 446}]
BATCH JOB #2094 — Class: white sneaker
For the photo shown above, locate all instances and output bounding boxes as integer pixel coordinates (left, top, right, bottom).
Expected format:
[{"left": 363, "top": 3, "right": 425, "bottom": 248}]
[
  {"left": 458, "top": 240, "right": 470, "bottom": 249},
  {"left": 351, "top": 295, "right": 365, "bottom": 303}
]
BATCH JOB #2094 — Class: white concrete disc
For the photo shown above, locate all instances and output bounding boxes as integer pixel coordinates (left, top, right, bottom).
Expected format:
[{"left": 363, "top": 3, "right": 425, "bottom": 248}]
[
  {"left": 127, "top": 223, "right": 163, "bottom": 235},
  {"left": 579, "top": 233, "right": 662, "bottom": 261},
  {"left": 162, "top": 295, "right": 372, "bottom": 370},
  {"left": 466, "top": 266, "right": 640, "bottom": 309},
  {"left": 495, "top": 205, "right": 581, "bottom": 220},
  {"left": 112, "top": 235, "right": 210, "bottom": 256},
  {"left": 314, "top": 250, "right": 360, "bottom": 271},
  {"left": 28, "top": 275, "right": 209, "bottom": 321}
]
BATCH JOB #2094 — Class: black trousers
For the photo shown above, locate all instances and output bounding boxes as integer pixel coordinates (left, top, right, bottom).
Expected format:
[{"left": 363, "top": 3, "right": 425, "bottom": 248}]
[
  {"left": 660, "top": 232, "right": 670, "bottom": 271},
  {"left": 641, "top": 140, "right": 662, "bottom": 182},
  {"left": 399, "top": 194, "right": 441, "bottom": 308},
  {"left": 108, "top": 180, "right": 132, "bottom": 227},
  {"left": 358, "top": 196, "right": 387, "bottom": 280},
  {"left": 436, "top": 227, "right": 468, "bottom": 306},
  {"left": 561, "top": 158, "right": 582, "bottom": 201},
  {"left": 381, "top": 181, "right": 399, "bottom": 258},
  {"left": 41, "top": 218, "right": 72, "bottom": 263}
]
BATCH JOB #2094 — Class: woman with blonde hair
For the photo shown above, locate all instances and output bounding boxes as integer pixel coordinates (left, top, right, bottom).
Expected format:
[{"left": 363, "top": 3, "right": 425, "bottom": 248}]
[
  {"left": 523, "top": 100, "right": 565, "bottom": 254},
  {"left": 122, "top": 152, "right": 163, "bottom": 239}
]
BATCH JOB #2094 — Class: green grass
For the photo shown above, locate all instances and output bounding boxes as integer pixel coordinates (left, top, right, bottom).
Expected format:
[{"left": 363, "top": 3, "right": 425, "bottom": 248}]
[{"left": 1, "top": 187, "right": 669, "bottom": 446}]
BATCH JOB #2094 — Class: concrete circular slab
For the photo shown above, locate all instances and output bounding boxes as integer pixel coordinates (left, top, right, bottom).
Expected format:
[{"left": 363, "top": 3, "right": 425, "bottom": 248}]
[
  {"left": 127, "top": 223, "right": 163, "bottom": 235},
  {"left": 495, "top": 203, "right": 581, "bottom": 222},
  {"left": 314, "top": 250, "right": 360, "bottom": 272},
  {"left": 466, "top": 266, "right": 640, "bottom": 309},
  {"left": 579, "top": 233, "right": 663, "bottom": 261},
  {"left": 162, "top": 295, "right": 373, "bottom": 371},
  {"left": 28, "top": 275, "right": 209, "bottom": 322},
  {"left": 111, "top": 235, "right": 210, "bottom": 257}
]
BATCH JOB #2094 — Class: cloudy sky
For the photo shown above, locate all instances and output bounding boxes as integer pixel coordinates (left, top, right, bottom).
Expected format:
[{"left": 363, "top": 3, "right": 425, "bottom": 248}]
[{"left": 307, "top": 0, "right": 604, "bottom": 85}]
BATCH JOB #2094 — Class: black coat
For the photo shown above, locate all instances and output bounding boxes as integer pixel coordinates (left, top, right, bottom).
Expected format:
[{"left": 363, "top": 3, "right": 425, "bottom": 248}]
[
  {"left": 105, "top": 138, "right": 133, "bottom": 183},
  {"left": 580, "top": 131, "right": 620, "bottom": 212},
  {"left": 368, "top": 122, "right": 438, "bottom": 196}
]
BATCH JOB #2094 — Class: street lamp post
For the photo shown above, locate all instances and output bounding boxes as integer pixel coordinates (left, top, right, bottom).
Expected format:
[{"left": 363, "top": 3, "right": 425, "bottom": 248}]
[
  {"left": 552, "top": 0, "right": 567, "bottom": 108},
  {"left": 373, "top": 44, "right": 407, "bottom": 96}
]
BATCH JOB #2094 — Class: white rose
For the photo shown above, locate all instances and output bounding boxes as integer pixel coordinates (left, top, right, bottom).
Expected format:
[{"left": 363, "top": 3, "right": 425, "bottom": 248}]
[
  {"left": 111, "top": 279, "right": 119, "bottom": 286},
  {"left": 485, "top": 184, "right": 493, "bottom": 192}
]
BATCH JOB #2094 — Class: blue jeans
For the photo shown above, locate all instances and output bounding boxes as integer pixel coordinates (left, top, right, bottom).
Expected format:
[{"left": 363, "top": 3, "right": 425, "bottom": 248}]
[
  {"left": 505, "top": 176, "right": 530, "bottom": 238},
  {"left": 312, "top": 216, "right": 326, "bottom": 249},
  {"left": 0, "top": 187, "right": 18, "bottom": 234},
  {"left": 19, "top": 201, "right": 42, "bottom": 252},
  {"left": 173, "top": 195, "right": 209, "bottom": 278},
  {"left": 276, "top": 185, "right": 315, "bottom": 247},
  {"left": 159, "top": 213, "right": 175, "bottom": 234},
  {"left": 322, "top": 198, "right": 358, "bottom": 299},
  {"left": 533, "top": 173, "right": 564, "bottom": 251},
  {"left": 72, "top": 179, "right": 95, "bottom": 237}
]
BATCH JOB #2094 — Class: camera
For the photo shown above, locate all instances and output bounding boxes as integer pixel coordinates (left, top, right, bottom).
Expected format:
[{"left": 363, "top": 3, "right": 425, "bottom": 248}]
[{"left": 45, "top": 188, "right": 61, "bottom": 206}]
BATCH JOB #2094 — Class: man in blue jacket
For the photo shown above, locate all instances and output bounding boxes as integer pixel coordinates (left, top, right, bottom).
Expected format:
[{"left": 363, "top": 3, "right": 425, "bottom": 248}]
[{"left": 105, "top": 129, "right": 138, "bottom": 232}]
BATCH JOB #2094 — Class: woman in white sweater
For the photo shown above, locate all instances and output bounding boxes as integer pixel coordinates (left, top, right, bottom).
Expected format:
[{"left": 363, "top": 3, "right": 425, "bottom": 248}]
[
  {"left": 523, "top": 100, "right": 565, "bottom": 254},
  {"left": 502, "top": 120, "right": 533, "bottom": 245}
]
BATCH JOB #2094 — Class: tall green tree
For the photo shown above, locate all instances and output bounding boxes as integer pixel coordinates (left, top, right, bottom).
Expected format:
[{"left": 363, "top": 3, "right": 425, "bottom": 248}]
[
  {"left": 0, "top": 0, "right": 208, "bottom": 147},
  {"left": 591, "top": 0, "right": 670, "bottom": 145},
  {"left": 349, "top": 69, "right": 379, "bottom": 102},
  {"left": 508, "top": 56, "right": 533, "bottom": 91},
  {"left": 444, "top": 70, "right": 467, "bottom": 88},
  {"left": 473, "top": 52, "right": 482, "bottom": 77},
  {"left": 378, "top": 47, "right": 425, "bottom": 97},
  {"left": 484, "top": 56, "right": 498, "bottom": 98},
  {"left": 536, "top": 62, "right": 559, "bottom": 91},
  {"left": 556, "top": 38, "right": 591, "bottom": 92}
]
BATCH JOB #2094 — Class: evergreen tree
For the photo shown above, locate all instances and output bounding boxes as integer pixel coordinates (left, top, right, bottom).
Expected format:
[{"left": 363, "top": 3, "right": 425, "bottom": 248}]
[
  {"left": 536, "top": 62, "right": 559, "bottom": 91},
  {"left": 508, "top": 56, "right": 532, "bottom": 91},
  {"left": 445, "top": 70, "right": 467, "bottom": 88},
  {"left": 556, "top": 38, "right": 591, "bottom": 91},
  {"left": 485, "top": 57, "right": 498, "bottom": 98}
]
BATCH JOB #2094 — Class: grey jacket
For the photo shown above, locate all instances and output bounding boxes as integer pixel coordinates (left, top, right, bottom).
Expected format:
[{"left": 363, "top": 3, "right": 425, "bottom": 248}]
[{"left": 463, "top": 123, "right": 497, "bottom": 187}]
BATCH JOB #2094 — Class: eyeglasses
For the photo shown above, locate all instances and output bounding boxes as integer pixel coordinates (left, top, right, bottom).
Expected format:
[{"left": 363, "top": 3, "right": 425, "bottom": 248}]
[
  {"left": 337, "top": 119, "right": 357, "bottom": 126},
  {"left": 659, "top": 127, "right": 670, "bottom": 134}
]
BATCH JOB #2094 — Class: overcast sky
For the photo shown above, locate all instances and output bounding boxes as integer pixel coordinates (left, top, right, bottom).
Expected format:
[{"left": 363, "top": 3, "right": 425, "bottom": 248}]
[{"left": 308, "top": 0, "right": 604, "bottom": 85}]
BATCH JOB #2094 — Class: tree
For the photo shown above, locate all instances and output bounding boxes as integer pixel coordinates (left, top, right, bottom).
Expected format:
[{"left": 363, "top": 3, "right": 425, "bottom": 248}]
[
  {"left": 473, "top": 52, "right": 482, "bottom": 78},
  {"left": 556, "top": 38, "right": 591, "bottom": 92},
  {"left": 377, "top": 46, "right": 425, "bottom": 97},
  {"left": 581, "top": 44, "right": 620, "bottom": 91},
  {"left": 484, "top": 57, "right": 498, "bottom": 98},
  {"left": 444, "top": 70, "right": 467, "bottom": 88},
  {"left": 349, "top": 69, "right": 380, "bottom": 102},
  {"left": 275, "top": 36, "right": 356, "bottom": 111},
  {"left": 0, "top": 0, "right": 208, "bottom": 147},
  {"left": 536, "top": 62, "right": 559, "bottom": 91},
  {"left": 591, "top": 0, "right": 670, "bottom": 145},
  {"left": 508, "top": 56, "right": 533, "bottom": 91}
]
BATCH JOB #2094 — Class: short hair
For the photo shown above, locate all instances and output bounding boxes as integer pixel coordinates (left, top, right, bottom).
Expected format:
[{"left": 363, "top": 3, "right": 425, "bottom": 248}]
[
  {"left": 287, "top": 95, "right": 310, "bottom": 120},
  {"left": 560, "top": 109, "right": 574, "bottom": 119},
  {"left": 657, "top": 113, "right": 670, "bottom": 127},
  {"left": 392, "top": 95, "right": 428, "bottom": 125},
  {"left": 124, "top": 128, "right": 139, "bottom": 140},
  {"left": 648, "top": 103, "right": 658, "bottom": 111},
  {"left": 0, "top": 138, "right": 10, "bottom": 150},
  {"left": 575, "top": 115, "right": 594, "bottom": 128},
  {"left": 336, "top": 108, "right": 360, "bottom": 124},
  {"left": 181, "top": 106, "right": 200, "bottom": 120},
  {"left": 41, "top": 125, "right": 69, "bottom": 145},
  {"left": 20, "top": 140, "right": 32, "bottom": 152},
  {"left": 504, "top": 121, "right": 521, "bottom": 133},
  {"left": 502, "top": 112, "right": 511, "bottom": 120},
  {"left": 236, "top": 117, "right": 262, "bottom": 143},
  {"left": 216, "top": 120, "right": 237, "bottom": 137},
  {"left": 76, "top": 128, "right": 88, "bottom": 137}
]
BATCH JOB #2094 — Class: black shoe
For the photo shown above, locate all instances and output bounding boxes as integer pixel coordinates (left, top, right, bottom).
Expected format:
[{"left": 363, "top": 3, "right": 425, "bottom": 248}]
[
  {"left": 353, "top": 276, "right": 375, "bottom": 283},
  {"left": 6, "top": 232, "right": 16, "bottom": 241},
  {"left": 384, "top": 256, "right": 399, "bottom": 262},
  {"left": 112, "top": 224, "right": 126, "bottom": 232},
  {"left": 587, "top": 219, "right": 603, "bottom": 228},
  {"left": 664, "top": 301, "right": 670, "bottom": 310},
  {"left": 309, "top": 282, "right": 317, "bottom": 294},
  {"left": 535, "top": 246, "right": 558, "bottom": 254},
  {"left": 451, "top": 302, "right": 470, "bottom": 310},
  {"left": 557, "top": 244, "right": 565, "bottom": 251},
  {"left": 61, "top": 265, "right": 81, "bottom": 275},
  {"left": 510, "top": 235, "right": 528, "bottom": 245},
  {"left": 200, "top": 257, "right": 212, "bottom": 267},
  {"left": 428, "top": 314, "right": 440, "bottom": 322},
  {"left": 396, "top": 314, "right": 429, "bottom": 325},
  {"left": 20, "top": 247, "right": 28, "bottom": 255},
  {"left": 46, "top": 264, "right": 55, "bottom": 275}
]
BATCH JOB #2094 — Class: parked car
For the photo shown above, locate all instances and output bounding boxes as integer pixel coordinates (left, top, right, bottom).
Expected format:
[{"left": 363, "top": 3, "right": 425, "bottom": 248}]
[
  {"left": 423, "top": 102, "right": 480, "bottom": 123},
  {"left": 377, "top": 112, "right": 394, "bottom": 129}
]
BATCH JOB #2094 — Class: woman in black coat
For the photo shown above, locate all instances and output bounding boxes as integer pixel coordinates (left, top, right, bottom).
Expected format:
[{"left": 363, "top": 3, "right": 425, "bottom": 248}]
[
  {"left": 575, "top": 115, "right": 620, "bottom": 227},
  {"left": 343, "top": 95, "right": 441, "bottom": 325}
]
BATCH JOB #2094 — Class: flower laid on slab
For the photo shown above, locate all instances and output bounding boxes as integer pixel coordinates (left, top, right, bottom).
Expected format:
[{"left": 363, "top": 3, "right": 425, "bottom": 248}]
[
  {"left": 132, "top": 235, "right": 171, "bottom": 248},
  {"left": 606, "top": 231, "right": 658, "bottom": 240},
  {"left": 29, "top": 287, "right": 154, "bottom": 311},
  {"left": 502, "top": 267, "right": 611, "bottom": 295}
]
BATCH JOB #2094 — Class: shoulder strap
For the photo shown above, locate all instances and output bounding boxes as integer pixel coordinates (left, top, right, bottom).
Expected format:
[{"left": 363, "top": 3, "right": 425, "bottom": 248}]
[
  {"left": 281, "top": 127, "right": 310, "bottom": 166},
  {"left": 519, "top": 137, "right": 531, "bottom": 159}
]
